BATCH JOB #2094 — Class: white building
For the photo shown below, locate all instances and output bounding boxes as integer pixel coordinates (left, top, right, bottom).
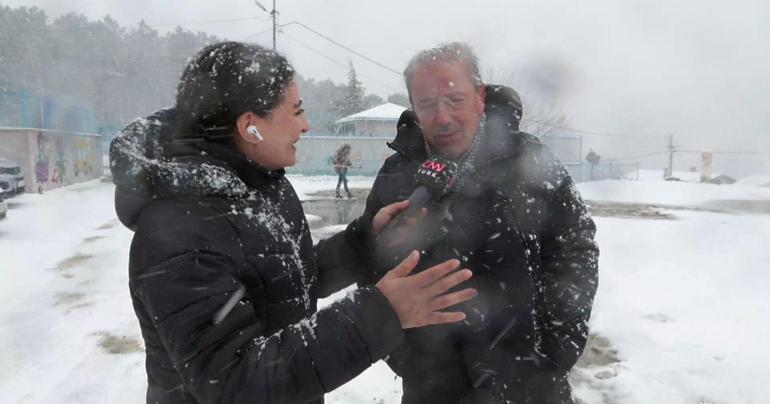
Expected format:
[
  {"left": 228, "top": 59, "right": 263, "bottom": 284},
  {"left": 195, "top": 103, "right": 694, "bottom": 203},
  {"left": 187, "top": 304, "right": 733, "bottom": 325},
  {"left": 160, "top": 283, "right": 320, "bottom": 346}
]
[{"left": 334, "top": 102, "right": 407, "bottom": 137}]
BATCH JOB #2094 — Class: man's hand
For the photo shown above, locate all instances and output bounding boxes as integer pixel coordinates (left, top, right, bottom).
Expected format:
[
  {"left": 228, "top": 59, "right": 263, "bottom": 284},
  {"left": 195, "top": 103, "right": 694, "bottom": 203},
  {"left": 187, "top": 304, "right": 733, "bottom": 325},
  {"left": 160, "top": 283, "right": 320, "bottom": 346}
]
[{"left": 376, "top": 251, "right": 477, "bottom": 329}]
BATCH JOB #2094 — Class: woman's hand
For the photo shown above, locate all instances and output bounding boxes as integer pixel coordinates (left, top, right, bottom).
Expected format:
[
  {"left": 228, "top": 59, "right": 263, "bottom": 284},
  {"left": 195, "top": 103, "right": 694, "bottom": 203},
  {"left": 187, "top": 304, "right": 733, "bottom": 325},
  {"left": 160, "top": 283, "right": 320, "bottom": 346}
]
[
  {"left": 376, "top": 251, "right": 477, "bottom": 329},
  {"left": 371, "top": 200, "right": 428, "bottom": 249},
  {"left": 372, "top": 200, "right": 410, "bottom": 234}
]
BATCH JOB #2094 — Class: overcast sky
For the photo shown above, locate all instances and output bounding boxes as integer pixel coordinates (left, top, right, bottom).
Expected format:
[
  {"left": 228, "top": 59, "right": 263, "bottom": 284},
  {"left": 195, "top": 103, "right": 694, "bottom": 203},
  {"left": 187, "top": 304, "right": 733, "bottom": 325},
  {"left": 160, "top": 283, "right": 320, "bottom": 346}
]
[{"left": 5, "top": 0, "right": 770, "bottom": 176}]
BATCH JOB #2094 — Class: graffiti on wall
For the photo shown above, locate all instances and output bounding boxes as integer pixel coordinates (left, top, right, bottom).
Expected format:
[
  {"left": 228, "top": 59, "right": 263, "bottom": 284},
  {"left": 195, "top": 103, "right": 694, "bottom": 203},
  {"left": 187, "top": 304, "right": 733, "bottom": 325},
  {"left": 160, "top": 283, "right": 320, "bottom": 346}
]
[
  {"left": 35, "top": 132, "right": 50, "bottom": 185},
  {"left": 34, "top": 132, "right": 96, "bottom": 190},
  {"left": 73, "top": 138, "right": 93, "bottom": 176},
  {"left": 51, "top": 136, "right": 68, "bottom": 184}
]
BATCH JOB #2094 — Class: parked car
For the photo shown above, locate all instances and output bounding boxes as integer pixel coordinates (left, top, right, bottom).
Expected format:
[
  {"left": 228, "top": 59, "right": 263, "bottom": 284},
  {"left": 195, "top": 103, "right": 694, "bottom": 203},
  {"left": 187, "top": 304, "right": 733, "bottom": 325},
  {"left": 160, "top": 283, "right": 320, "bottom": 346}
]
[
  {"left": 0, "top": 194, "right": 7, "bottom": 220},
  {"left": 0, "top": 158, "right": 25, "bottom": 195}
]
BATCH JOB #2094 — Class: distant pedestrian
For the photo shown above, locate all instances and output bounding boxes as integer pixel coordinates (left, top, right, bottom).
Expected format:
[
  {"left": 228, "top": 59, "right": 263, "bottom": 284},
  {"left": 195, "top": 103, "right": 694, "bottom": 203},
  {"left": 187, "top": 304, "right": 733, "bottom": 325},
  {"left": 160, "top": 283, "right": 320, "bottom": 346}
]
[{"left": 333, "top": 143, "right": 353, "bottom": 198}]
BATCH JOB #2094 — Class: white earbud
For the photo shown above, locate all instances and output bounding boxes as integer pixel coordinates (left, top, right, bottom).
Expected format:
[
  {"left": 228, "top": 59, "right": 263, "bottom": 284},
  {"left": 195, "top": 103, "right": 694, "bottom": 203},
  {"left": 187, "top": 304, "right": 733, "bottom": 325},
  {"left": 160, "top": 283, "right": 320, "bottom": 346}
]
[{"left": 247, "top": 125, "right": 264, "bottom": 141}]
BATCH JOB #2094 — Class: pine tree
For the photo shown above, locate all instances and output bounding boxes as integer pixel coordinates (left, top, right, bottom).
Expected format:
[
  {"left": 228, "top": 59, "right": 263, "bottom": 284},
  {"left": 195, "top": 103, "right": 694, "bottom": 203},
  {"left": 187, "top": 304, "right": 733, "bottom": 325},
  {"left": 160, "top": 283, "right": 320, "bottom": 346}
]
[
  {"left": 334, "top": 61, "right": 364, "bottom": 118},
  {"left": 387, "top": 93, "right": 409, "bottom": 107}
]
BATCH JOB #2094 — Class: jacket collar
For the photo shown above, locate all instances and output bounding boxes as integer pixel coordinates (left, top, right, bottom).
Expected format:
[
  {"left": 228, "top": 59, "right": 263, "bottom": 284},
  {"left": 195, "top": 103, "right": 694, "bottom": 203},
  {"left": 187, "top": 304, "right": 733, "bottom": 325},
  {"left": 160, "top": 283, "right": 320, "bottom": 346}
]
[
  {"left": 111, "top": 107, "right": 285, "bottom": 229},
  {"left": 193, "top": 141, "right": 285, "bottom": 190}
]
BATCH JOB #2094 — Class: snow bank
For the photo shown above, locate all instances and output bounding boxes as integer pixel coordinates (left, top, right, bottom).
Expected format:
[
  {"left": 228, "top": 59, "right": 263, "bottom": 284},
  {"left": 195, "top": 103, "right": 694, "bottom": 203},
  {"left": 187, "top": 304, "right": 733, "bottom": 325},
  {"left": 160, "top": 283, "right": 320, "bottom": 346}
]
[
  {"left": 624, "top": 169, "right": 714, "bottom": 182},
  {"left": 0, "top": 179, "right": 145, "bottom": 403},
  {"left": 735, "top": 174, "right": 770, "bottom": 187},
  {"left": 578, "top": 179, "right": 770, "bottom": 206},
  {"left": 586, "top": 209, "right": 770, "bottom": 403}
]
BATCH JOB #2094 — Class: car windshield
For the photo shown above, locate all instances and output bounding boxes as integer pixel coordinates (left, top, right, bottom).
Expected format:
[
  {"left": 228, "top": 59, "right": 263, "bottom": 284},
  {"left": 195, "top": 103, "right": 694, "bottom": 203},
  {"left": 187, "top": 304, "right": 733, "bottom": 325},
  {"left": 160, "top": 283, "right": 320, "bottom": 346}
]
[{"left": 0, "top": 167, "right": 20, "bottom": 175}]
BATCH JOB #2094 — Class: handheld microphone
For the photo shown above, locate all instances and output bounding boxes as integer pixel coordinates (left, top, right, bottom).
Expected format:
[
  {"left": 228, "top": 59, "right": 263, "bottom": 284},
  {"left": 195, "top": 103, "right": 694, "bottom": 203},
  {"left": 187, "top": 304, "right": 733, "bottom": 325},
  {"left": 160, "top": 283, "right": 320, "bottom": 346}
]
[
  {"left": 383, "top": 157, "right": 458, "bottom": 230},
  {"left": 373, "top": 157, "right": 458, "bottom": 272}
]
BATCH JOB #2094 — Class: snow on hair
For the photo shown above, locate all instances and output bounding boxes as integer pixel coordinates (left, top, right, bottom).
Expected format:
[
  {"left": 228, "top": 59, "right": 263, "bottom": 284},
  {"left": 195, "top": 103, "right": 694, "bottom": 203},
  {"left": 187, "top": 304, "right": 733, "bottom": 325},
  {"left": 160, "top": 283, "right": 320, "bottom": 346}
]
[
  {"left": 403, "top": 42, "right": 483, "bottom": 98},
  {"left": 175, "top": 41, "right": 295, "bottom": 141}
]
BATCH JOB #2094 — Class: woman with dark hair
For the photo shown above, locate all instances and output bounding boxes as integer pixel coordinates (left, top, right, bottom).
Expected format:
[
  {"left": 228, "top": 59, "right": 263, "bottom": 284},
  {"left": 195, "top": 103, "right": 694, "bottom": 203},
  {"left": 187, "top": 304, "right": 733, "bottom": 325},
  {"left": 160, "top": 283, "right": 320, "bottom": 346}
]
[{"left": 110, "top": 42, "right": 476, "bottom": 404}]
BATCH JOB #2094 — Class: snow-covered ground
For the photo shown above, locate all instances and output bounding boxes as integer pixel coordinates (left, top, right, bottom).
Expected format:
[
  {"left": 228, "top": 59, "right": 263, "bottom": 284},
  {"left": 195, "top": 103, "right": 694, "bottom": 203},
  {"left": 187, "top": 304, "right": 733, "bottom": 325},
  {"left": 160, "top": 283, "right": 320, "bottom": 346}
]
[
  {"left": 625, "top": 169, "right": 712, "bottom": 183},
  {"left": 1, "top": 176, "right": 769, "bottom": 403},
  {"left": 580, "top": 179, "right": 770, "bottom": 207},
  {"left": 735, "top": 175, "right": 770, "bottom": 188},
  {"left": 574, "top": 180, "right": 770, "bottom": 404},
  {"left": 286, "top": 175, "right": 375, "bottom": 200}
]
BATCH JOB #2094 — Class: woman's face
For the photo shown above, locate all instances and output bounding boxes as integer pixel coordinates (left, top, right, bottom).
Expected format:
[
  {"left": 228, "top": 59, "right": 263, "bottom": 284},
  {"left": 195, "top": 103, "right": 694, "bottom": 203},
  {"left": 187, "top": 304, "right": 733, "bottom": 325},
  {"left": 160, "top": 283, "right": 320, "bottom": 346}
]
[{"left": 244, "top": 81, "right": 309, "bottom": 170}]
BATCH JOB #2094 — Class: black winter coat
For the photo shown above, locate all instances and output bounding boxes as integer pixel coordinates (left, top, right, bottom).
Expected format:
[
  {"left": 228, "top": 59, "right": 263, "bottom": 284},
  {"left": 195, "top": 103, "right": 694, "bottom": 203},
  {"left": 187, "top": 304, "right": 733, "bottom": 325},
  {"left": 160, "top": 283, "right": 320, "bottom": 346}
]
[
  {"left": 111, "top": 109, "right": 404, "bottom": 404},
  {"left": 363, "top": 85, "right": 599, "bottom": 403}
]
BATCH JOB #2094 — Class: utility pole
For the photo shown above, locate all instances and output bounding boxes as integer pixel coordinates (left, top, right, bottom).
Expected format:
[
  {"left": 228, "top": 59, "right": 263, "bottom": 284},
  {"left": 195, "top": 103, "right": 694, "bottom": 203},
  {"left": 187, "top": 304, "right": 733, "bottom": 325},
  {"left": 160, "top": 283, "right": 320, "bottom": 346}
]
[
  {"left": 666, "top": 133, "right": 675, "bottom": 178},
  {"left": 271, "top": 0, "right": 277, "bottom": 51},
  {"left": 255, "top": 1, "right": 278, "bottom": 50}
]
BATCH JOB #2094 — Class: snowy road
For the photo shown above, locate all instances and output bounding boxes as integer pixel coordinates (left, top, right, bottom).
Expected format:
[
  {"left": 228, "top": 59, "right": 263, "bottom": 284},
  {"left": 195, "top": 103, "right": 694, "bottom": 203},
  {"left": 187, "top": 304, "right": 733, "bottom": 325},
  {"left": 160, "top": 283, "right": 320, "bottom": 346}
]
[{"left": 1, "top": 177, "right": 769, "bottom": 403}]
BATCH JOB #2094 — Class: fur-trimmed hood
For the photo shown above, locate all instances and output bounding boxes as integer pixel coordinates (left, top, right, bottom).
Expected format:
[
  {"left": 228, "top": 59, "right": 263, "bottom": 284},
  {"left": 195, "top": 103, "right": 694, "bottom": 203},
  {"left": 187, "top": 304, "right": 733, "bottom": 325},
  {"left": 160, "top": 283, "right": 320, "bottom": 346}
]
[{"left": 110, "top": 108, "right": 277, "bottom": 230}]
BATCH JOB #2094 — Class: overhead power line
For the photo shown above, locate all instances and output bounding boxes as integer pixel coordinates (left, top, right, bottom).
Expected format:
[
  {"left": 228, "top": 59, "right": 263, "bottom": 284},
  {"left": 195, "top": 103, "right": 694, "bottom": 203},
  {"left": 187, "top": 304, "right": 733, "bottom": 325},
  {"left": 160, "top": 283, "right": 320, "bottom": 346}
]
[
  {"left": 243, "top": 27, "right": 274, "bottom": 40},
  {"left": 280, "top": 33, "right": 402, "bottom": 93},
  {"left": 677, "top": 149, "right": 770, "bottom": 155},
  {"left": 522, "top": 118, "right": 668, "bottom": 139},
  {"left": 605, "top": 151, "right": 669, "bottom": 161},
  {"left": 279, "top": 21, "right": 401, "bottom": 76},
  {"left": 281, "top": 34, "right": 348, "bottom": 69}
]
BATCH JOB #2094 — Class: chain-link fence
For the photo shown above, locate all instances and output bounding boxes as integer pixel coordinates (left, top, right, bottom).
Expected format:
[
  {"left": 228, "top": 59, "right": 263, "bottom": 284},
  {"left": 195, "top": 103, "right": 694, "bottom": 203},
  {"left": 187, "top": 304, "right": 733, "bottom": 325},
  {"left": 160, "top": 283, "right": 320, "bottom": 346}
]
[
  {"left": 542, "top": 134, "right": 583, "bottom": 164},
  {"left": 288, "top": 133, "right": 620, "bottom": 182},
  {"left": 287, "top": 134, "right": 394, "bottom": 176},
  {"left": 572, "top": 162, "right": 640, "bottom": 182}
]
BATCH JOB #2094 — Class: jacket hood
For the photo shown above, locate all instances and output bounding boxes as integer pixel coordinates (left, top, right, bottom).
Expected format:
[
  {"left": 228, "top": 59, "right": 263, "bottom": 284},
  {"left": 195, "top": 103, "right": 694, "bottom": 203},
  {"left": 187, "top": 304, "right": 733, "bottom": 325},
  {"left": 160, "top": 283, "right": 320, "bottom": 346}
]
[
  {"left": 388, "top": 84, "right": 525, "bottom": 162},
  {"left": 110, "top": 108, "right": 254, "bottom": 230}
]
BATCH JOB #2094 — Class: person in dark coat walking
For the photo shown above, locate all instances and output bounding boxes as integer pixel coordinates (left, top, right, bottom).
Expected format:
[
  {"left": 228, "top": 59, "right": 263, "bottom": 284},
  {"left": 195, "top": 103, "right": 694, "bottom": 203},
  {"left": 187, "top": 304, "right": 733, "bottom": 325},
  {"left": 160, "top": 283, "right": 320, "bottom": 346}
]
[
  {"left": 110, "top": 41, "right": 478, "bottom": 404},
  {"left": 332, "top": 143, "right": 353, "bottom": 198},
  {"left": 362, "top": 43, "right": 600, "bottom": 403}
]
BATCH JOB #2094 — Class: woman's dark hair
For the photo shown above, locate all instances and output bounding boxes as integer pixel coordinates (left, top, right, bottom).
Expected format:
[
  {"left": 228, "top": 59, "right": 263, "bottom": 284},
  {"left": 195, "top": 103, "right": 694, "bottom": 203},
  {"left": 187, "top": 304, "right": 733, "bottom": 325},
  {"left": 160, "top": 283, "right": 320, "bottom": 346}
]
[{"left": 174, "top": 41, "right": 295, "bottom": 142}]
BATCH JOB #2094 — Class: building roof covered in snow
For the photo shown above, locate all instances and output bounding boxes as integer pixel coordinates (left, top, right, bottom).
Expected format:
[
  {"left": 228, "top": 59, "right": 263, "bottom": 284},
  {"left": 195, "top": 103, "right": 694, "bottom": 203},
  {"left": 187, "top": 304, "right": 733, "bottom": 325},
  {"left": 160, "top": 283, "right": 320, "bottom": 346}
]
[{"left": 335, "top": 102, "right": 408, "bottom": 124}]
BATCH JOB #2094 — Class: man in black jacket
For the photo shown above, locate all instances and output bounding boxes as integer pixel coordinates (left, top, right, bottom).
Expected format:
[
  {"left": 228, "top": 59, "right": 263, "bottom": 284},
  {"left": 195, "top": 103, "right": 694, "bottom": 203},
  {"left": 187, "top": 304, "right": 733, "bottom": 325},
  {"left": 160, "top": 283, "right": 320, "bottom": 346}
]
[{"left": 364, "top": 42, "right": 599, "bottom": 403}]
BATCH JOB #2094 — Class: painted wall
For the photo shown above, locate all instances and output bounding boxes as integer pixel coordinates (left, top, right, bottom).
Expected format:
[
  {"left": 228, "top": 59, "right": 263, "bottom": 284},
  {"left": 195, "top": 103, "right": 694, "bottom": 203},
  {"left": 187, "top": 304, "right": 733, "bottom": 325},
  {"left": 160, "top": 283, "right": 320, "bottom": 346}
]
[{"left": 0, "top": 129, "right": 103, "bottom": 193}]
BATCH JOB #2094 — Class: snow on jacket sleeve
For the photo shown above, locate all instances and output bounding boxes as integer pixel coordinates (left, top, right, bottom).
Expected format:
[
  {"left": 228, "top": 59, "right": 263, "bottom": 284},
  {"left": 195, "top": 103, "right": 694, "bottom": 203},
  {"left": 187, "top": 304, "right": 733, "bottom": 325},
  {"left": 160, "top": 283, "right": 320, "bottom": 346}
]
[
  {"left": 535, "top": 151, "right": 599, "bottom": 371},
  {"left": 130, "top": 202, "right": 404, "bottom": 404}
]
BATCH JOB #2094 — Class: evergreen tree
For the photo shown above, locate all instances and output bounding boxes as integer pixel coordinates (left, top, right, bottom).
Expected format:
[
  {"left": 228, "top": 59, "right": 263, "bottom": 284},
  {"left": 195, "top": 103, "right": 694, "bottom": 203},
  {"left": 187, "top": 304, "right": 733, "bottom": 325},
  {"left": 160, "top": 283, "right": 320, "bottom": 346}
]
[
  {"left": 0, "top": 6, "right": 219, "bottom": 130},
  {"left": 334, "top": 61, "right": 364, "bottom": 117},
  {"left": 362, "top": 93, "right": 383, "bottom": 110},
  {"left": 387, "top": 93, "right": 409, "bottom": 107},
  {"left": 0, "top": 5, "right": 390, "bottom": 135},
  {"left": 295, "top": 75, "right": 346, "bottom": 133}
]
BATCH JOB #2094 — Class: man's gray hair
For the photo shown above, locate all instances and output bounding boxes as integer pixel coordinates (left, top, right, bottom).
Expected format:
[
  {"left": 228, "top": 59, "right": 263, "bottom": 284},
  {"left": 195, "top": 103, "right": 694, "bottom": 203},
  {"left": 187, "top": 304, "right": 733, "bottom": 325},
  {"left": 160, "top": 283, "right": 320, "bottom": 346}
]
[{"left": 403, "top": 42, "right": 483, "bottom": 99}]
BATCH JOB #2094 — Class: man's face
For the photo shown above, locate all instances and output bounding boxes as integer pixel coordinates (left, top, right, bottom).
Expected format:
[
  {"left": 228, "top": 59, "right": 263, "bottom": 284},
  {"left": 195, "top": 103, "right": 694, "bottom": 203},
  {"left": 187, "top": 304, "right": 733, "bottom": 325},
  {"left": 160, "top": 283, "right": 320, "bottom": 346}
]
[{"left": 410, "top": 61, "right": 485, "bottom": 160}]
